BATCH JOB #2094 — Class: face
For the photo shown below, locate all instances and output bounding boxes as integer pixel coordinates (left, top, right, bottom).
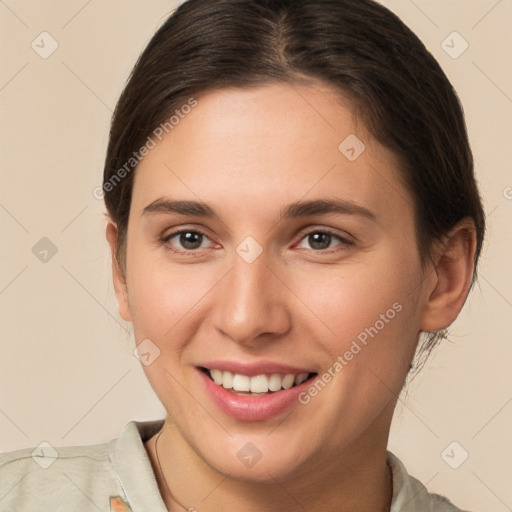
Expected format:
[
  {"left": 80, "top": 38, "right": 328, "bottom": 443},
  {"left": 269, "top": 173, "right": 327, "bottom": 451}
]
[{"left": 111, "top": 82, "right": 435, "bottom": 482}]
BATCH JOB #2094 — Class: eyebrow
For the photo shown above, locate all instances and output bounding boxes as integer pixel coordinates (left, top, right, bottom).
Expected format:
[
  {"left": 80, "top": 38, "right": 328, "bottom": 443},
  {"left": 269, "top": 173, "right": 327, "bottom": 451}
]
[{"left": 142, "top": 197, "right": 376, "bottom": 222}]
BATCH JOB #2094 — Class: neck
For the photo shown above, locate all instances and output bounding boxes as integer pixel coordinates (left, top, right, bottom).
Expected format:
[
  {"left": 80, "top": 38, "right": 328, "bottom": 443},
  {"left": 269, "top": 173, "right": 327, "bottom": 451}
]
[{"left": 145, "top": 414, "right": 394, "bottom": 512}]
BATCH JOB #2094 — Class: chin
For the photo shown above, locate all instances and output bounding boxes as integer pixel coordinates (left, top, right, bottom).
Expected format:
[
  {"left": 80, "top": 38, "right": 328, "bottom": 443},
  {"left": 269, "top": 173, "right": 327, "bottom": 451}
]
[{"left": 191, "top": 430, "right": 316, "bottom": 484}]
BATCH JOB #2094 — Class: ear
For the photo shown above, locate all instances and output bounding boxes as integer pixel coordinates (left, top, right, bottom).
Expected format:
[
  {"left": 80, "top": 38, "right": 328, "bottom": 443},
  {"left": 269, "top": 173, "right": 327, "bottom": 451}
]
[
  {"left": 420, "top": 218, "right": 478, "bottom": 332},
  {"left": 106, "top": 221, "right": 132, "bottom": 322}
]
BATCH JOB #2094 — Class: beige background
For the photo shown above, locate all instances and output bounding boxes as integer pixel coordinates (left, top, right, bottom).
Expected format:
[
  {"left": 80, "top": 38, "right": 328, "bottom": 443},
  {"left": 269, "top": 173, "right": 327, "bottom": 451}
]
[{"left": 0, "top": 0, "right": 511, "bottom": 509}]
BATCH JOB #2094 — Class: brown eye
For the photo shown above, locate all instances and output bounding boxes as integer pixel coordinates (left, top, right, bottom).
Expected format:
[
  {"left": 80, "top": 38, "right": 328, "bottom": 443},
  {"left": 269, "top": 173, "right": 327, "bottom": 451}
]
[
  {"left": 177, "top": 232, "right": 203, "bottom": 250},
  {"left": 296, "top": 230, "right": 353, "bottom": 252},
  {"left": 307, "top": 232, "right": 332, "bottom": 250},
  {"left": 163, "top": 230, "right": 213, "bottom": 252}
]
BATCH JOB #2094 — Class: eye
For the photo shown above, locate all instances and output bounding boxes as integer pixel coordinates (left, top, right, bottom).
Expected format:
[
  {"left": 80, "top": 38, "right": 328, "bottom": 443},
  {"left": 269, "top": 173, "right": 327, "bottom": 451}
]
[
  {"left": 160, "top": 227, "right": 354, "bottom": 255},
  {"left": 161, "top": 229, "right": 215, "bottom": 253},
  {"left": 295, "top": 229, "right": 353, "bottom": 252}
]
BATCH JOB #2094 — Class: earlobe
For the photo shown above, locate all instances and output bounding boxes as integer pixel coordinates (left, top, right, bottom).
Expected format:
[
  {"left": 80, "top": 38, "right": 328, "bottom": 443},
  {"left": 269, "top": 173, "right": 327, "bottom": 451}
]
[
  {"left": 420, "top": 218, "right": 477, "bottom": 332},
  {"left": 106, "top": 221, "right": 132, "bottom": 322}
]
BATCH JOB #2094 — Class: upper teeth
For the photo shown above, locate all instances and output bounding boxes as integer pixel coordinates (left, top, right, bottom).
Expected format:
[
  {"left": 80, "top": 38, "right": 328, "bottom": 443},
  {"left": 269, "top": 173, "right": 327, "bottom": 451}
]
[{"left": 208, "top": 369, "right": 310, "bottom": 393}]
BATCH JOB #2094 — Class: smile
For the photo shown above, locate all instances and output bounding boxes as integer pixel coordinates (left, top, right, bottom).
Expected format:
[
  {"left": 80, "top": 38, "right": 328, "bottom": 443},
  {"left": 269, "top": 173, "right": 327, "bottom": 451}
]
[
  {"left": 197, "top": 365, "right": 319, "bottom": 421},
  {"left": 201, "top": 367, "right": 316, "bottom": 395}
]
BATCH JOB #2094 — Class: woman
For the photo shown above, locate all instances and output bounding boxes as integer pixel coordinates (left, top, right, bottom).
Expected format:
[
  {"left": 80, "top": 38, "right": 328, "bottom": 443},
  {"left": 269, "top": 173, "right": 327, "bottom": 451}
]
[{"left": 0, "top": 0, "right": 485, "bottom": 510}]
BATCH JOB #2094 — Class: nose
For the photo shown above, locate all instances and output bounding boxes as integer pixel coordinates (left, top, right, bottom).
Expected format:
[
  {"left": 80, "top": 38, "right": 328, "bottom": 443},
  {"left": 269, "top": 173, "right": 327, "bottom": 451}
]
[{"left": 213, "top": 249, "right": 292, "bottom": 347}]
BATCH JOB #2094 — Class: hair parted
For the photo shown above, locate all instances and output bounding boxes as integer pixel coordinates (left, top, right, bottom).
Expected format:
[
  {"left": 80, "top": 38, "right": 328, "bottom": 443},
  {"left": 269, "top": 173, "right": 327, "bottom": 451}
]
[{"left": 103, "top": 0, "right": 486, "bottom": 370}]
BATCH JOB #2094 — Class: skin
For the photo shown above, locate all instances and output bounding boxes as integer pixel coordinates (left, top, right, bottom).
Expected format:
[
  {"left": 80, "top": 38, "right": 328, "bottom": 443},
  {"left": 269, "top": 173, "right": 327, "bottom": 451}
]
[{"left": 106, "top": 81, "right": 477, "bottom": 511}]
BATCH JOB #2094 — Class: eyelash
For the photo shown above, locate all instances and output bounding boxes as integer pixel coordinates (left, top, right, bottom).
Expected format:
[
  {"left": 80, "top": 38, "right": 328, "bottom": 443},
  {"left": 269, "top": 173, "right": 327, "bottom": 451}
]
[{"left": 159, "top": 228, "right": 354, "bottom": 255}]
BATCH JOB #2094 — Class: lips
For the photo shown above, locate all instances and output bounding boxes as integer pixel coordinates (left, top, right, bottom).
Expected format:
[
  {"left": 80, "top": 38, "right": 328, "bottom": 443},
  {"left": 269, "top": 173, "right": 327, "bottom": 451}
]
[{"left": 196, "top": 360, "right": 318, "bottom": 421}]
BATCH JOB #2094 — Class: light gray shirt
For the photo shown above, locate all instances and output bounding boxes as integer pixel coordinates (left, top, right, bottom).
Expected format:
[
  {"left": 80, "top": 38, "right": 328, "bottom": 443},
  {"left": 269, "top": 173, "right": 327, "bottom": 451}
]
[{"left": 0, "top": 420, "right": 470, "bottom": 511}]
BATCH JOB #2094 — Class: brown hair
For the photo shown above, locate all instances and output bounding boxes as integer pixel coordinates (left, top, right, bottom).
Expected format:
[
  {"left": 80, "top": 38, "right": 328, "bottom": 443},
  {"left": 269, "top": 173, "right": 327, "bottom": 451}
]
[{"left": 103, "top": 0, "right": 486, "bottom": 369}]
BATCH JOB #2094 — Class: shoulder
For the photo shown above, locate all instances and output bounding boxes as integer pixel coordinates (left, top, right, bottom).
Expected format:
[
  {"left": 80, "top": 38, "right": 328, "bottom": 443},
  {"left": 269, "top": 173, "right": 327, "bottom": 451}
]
[
  {"left": 0, "top": 420, "right": 163, "bottom": 511},
  {"left": 0, "top": 436, "right": 119, "bottom": 511},
  {"left": 387, "top": 451, "right": 473, "bottom": 512}
]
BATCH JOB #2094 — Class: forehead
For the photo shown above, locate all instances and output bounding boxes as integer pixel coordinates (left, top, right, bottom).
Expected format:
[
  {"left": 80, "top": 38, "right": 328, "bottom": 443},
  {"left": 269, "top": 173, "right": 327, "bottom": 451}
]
[{"left": 131, "top": 82, "right": 413, "bottom": 225}]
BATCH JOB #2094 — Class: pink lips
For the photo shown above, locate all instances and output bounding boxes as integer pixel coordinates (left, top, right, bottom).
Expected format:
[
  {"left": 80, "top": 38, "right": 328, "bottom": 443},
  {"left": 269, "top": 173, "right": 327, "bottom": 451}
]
[{"left": 196, "top": 360, "right": 316, "bottom": 422}]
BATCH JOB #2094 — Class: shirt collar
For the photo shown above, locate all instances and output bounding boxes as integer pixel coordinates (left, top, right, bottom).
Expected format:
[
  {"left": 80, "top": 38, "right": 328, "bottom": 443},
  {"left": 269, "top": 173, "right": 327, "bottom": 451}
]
[{"left": 111, "top": 419, "right": 167, "bottom": 512}]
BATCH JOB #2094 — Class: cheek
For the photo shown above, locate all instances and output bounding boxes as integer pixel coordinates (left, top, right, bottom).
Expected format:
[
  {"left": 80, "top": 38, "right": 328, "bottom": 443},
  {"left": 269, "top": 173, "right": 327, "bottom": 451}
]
[
  {"left": 125, "top": 258, "right": 206, "bottom": 407},
  {"left": 125, "top": 252, "right": 225, "bottom": 376},
  {"left": 290, "top": 252, "right": 422, "bottom": 373},
  {"left": 130, "top": 278, "right": 198, "bottom": 346}
]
